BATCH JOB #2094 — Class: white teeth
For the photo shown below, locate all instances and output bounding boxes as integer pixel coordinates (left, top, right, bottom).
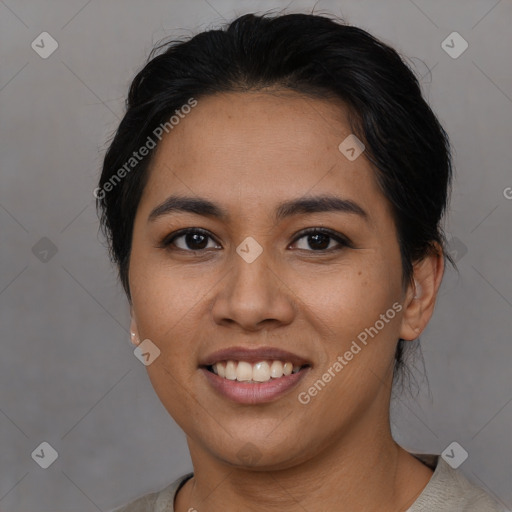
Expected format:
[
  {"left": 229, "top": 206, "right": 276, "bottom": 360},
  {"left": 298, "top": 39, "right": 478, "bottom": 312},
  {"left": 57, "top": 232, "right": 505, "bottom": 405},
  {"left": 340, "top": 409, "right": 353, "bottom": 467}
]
[
  {"left": 210, "top": 360, "right": 304, "bottom": 382},
  {"left": 225, "top": 361, "right": 237, "bottom": 380},
  {"left": 216, "top": 361, "right": 226, "bottom": 378},
  {"left": 270, "top": 360, "right": 284, "bottom": 378},
  {"left": 236, "top": 361, "right": 253, "bottom": 381},
  {"left": 252, "top": 361, "right": 270, "bottom": 382}
]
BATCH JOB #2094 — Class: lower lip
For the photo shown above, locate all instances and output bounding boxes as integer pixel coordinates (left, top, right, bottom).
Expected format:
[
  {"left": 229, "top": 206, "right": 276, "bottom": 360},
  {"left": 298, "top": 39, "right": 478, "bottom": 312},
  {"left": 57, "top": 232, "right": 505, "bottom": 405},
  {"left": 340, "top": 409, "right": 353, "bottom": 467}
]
[{"left": 200, "top": 367, "right": 311, "bottom": 404}]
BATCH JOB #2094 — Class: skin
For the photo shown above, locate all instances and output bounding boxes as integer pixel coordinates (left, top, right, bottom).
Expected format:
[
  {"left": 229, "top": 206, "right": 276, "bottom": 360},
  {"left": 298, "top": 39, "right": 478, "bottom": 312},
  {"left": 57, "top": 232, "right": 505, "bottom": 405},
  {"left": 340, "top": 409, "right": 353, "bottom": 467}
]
[{"left": 128, "top": 90, "right": 445, "bottom": 512}]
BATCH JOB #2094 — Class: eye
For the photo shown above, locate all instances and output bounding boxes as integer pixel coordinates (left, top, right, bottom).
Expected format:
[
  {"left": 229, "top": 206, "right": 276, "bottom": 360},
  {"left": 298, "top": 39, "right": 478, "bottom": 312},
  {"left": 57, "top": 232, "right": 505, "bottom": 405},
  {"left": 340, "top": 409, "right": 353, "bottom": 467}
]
[
  {"left": 160, "top": 228, "right": 220, "bottom": 252},
  {"left": 159, "top": 227, "right": 352, "bottom": 253},
  {"left": 290, "top": 228, "right": 351, "bottom": 252}
]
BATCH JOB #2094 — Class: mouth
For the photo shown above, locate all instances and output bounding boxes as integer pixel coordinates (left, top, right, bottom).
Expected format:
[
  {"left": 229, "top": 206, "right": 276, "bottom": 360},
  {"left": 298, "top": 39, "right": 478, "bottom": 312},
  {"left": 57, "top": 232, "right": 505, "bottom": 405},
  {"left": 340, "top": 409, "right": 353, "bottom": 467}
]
[
  {"left": 198, "top": 346, "right": 312, "bottom": 404},
  {"left": 203, "top": 360, "right": 309, "bottom": 383}
]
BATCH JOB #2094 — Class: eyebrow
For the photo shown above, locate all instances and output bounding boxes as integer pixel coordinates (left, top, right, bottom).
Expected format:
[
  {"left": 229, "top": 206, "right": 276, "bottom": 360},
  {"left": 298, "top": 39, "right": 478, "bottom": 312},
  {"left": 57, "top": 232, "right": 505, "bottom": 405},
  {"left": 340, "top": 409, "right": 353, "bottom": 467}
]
[{"left": 148, "top": 194, "right": 369, "bottom": 223}]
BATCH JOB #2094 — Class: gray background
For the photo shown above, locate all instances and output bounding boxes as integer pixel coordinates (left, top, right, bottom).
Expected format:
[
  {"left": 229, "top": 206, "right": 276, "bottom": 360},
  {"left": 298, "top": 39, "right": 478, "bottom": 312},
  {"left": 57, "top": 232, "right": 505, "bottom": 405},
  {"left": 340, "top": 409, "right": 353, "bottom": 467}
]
[{"left": 1, "top": 0, "right": 511, "bottom": 510}]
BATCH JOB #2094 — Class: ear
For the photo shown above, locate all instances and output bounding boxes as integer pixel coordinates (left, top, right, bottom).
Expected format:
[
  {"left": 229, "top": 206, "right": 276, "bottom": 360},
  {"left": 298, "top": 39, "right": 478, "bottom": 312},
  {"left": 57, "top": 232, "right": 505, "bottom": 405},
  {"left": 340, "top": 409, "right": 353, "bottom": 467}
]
[
  {"left": 399, "top": 243, "right": 445, "bottom": 341},
  {"left": 129, "top": 309, "right": 141, "bottom": 346}
]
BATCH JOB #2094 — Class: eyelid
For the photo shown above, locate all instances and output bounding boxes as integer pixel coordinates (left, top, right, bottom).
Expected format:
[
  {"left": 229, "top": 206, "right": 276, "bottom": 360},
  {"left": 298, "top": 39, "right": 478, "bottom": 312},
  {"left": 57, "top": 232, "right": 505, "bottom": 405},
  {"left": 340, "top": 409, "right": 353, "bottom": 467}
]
[
  {"left": 159, "top": 227, "right": 352, "bottom": 252},
  {"left": 158, "top": 227, "right": 220, "bottom": 250},
  {"left": 289, "top": 227, "right": 353, "bottom": 250}
]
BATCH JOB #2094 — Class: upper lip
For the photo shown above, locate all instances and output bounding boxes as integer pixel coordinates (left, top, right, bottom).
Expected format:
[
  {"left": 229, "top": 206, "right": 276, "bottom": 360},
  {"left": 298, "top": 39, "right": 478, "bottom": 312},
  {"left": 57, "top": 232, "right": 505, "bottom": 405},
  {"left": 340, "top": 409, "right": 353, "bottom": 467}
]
[{"left": 199, "top": 346, "right": 312, "bottom": 367}]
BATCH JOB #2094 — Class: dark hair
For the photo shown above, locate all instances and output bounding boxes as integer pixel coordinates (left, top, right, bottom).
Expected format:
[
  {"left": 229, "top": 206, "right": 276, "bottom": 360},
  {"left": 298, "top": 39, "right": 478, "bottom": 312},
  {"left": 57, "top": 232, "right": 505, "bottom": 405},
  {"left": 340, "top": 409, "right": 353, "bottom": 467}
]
[{"left": 96, "top": 12, "right": 455, "bottom": 388}]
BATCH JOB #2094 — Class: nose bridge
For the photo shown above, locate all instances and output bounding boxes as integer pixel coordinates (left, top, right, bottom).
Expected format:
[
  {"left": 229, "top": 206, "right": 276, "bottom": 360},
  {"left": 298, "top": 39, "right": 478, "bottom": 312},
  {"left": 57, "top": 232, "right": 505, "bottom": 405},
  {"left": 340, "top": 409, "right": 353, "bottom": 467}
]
[
  {"left": 211, "top": 236, "right": 294, "bottom": 329},
  {"left": 231, "top": 239, "right": 276, "bottom": 306}
]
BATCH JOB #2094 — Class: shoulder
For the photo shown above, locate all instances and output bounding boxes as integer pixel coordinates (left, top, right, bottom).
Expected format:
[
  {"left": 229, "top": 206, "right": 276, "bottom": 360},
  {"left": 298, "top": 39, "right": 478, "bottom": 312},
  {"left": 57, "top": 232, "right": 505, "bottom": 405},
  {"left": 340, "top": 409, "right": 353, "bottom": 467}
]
[
  {"left": 408, "top": 454, "right": 505, "bottom": 512},
  {"left": 108, "top": 473, "right": 193, "bottom": 512}
]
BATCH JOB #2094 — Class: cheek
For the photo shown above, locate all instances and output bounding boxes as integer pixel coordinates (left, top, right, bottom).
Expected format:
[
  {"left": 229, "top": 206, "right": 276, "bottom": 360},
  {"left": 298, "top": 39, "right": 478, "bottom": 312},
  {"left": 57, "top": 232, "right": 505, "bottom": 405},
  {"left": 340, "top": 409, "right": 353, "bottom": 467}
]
[
  {"left": 130, "top": 252, "right": 200, "bottom": 330},
  {"left": 295, "top": 261, "right": 398, "bottom": 332},
  {"left": 294, "top": 258, "right": 402, "bottom": 381},
  {"left": 298, "top": 266, "right": 401, "bottom": 416},
  {"left": 130, "top": 264, "right": 204, "bottom": 424},
  {"left": 129, "top": 258, "right": 205, "bottom": 383}
]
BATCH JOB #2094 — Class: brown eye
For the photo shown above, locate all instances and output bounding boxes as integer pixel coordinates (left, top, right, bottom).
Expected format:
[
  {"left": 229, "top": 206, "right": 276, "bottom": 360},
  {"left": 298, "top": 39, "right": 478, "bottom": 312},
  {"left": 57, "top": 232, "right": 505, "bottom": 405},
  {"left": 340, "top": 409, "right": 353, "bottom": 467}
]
[
  {"left": 291, "top": 228, "right": 351, "bottom": 252},
  {"left": 161, "top": 228, "right": 221, "bottom": 251}
]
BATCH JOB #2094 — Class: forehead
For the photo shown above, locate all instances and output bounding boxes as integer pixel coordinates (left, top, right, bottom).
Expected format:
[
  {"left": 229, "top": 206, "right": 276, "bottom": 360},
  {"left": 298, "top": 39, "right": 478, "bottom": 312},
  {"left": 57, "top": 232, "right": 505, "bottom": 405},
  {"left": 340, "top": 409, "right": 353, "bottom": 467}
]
[{"left": 138, "top": 91, "right": 389, "bottom": 225}]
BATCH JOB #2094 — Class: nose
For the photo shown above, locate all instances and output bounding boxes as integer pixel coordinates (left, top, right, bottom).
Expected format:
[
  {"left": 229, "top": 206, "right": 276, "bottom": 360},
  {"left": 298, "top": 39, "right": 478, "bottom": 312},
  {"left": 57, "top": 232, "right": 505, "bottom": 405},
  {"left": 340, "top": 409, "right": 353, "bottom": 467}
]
[{"left": 211, "top": 247, "right": 296, "bottom": 332}]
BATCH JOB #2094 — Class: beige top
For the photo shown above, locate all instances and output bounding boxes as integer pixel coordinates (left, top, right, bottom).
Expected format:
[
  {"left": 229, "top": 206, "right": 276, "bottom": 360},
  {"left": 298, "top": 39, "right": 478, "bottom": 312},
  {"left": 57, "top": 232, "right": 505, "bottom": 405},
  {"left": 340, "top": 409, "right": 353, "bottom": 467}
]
[{"left": 110, "top": 454, "right": 505, "bottom": 511}]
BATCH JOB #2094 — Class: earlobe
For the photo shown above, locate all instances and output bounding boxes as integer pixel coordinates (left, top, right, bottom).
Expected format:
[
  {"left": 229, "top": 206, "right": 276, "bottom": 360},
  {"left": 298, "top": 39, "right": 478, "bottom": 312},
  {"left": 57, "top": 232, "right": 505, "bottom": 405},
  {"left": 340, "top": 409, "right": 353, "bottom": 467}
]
[
  {"left": 129, "top": 314, "right": 140, "bottom": 346},
  {"left": 399, "top": 246, "right": 445, "bottom": 341},
  {"left": 399, "top": 284, "right": 423, "bottom": 341}
]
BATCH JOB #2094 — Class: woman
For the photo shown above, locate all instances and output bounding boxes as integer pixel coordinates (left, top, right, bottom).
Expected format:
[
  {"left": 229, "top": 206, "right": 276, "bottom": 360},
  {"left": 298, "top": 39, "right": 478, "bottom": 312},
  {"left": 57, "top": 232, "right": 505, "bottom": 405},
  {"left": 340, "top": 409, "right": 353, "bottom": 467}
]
[{"left": 97, "top": 12, "right": 505, "bottom": 512}]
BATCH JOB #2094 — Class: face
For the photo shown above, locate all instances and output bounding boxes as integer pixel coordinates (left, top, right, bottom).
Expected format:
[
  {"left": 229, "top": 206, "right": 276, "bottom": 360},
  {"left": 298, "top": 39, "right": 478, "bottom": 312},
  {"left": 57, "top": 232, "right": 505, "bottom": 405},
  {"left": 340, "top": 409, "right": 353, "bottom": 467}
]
[{"left": 128, "top": 90, "right": 420, "bottom": 470}]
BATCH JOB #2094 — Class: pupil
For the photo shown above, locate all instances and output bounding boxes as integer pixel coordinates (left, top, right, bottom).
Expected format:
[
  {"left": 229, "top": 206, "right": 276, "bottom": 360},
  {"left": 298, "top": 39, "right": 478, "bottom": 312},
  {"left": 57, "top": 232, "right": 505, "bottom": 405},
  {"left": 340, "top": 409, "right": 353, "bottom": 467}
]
[
  {"left": 309, "top": 233, "right": 329, "bottom": 250},
  {"left": 187, "top": 232, "right": 207, "bottom": 250}
]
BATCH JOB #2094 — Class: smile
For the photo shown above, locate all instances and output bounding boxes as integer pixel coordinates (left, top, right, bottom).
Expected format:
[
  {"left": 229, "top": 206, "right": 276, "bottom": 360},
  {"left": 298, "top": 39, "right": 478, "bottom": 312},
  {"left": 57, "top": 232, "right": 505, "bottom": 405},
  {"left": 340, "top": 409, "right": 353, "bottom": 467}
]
[
  {"left": 201, "top": 362, "right": 311, "bottom": 404},
  {"left": 207, "top": 360, "right": 306, "bottom": 383}
]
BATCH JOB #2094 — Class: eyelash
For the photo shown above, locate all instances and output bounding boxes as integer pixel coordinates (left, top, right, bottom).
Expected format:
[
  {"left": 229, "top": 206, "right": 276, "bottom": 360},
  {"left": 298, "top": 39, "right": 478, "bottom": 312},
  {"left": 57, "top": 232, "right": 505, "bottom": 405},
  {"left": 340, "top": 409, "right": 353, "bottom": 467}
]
[{"left": 158, "top": 227, "right": 353, "bottom": 253}]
